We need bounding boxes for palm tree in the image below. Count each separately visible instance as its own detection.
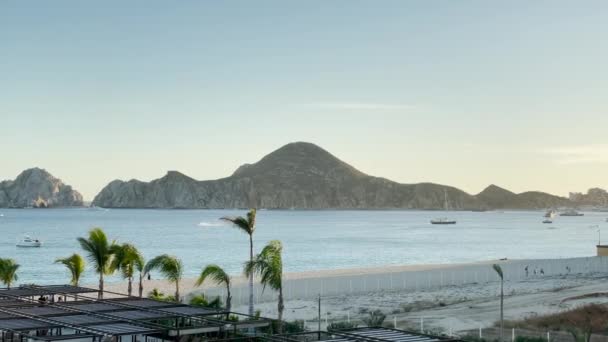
[144,254,183,302]
[55,254,86,286]
[111,243,144,297]
[195,264,232,311]
[245,240,284,332]
[221,209,257,316]
[77,227,116,299]
[493,264,504,342]
[135,253,146,298]
[0,258,19,289]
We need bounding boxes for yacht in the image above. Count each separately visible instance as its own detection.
[16,235,42,248]
[431,190,456,225]
[560,209,584,217]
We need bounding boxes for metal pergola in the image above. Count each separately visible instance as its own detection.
[0,284,272,342]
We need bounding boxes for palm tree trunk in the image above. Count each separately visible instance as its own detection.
[226,287,232,312]
[278,287,284,334]
[99,273,104,299]
[139,273,144,298]
[127,277,133,297]
[500,278,504,342]
[175,279,180,303]
[248,234,254,317]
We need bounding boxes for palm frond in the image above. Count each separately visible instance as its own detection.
[492,264,503,279]
[77,228,115,275]
[55,254,85,286]
[195,264,230,287]
[244,240,282,292]
[144,254,183,284]
[220,209,257,235]
[110,243,144,279]
[0,258,20,287]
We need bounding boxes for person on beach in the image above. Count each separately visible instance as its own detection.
[148,273,151,281]
[540,268,544,275]
[525,266,528,277]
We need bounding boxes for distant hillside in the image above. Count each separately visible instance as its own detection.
[476,184,571,209]
[0,168,83,208]
[92,142,573,210]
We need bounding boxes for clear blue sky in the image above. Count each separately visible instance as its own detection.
[2,1,607,200]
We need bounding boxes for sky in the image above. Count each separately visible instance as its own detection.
[1,1,607,200]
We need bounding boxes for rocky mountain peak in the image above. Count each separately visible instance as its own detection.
[231,142,365,180]
[0,168,83,208]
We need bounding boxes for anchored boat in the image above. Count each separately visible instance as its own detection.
[431,190,456,225]
[16,235,42,248]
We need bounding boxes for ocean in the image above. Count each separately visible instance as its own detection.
[0,208,605,285]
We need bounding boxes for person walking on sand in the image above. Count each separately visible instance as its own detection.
[524,266,528,277]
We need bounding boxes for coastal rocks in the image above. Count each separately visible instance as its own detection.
[93,142,569,210]
[0,168,83,208]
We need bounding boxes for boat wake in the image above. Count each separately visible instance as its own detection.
[198,221,223,227]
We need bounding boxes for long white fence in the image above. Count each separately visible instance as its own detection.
[198,256,608,307]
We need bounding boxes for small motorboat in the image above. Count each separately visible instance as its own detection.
[542,219,553,224]
[16,235,42,248]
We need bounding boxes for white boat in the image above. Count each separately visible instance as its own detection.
[542,219,553,224]
[543,209,556,218]
[16,235,42,248]
[431,190,456,225]
[560,209,584,217]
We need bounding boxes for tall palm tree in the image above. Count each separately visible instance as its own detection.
[111,243,144,297]
[77,227,116,299]
[221,209,257,316]
[0,258,20,289]
[245,240,284,332]
[135,253,145,298]
[144,254,183,302]
[493,264,504,342]
[195,264,232,311]
[55,254,86,286]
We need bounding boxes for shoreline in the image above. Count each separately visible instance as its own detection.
[97,256,608,334]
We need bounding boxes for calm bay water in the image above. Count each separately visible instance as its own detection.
[0,208,606,285]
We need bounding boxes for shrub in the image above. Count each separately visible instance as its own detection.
[362,310,386,327]
[328,321,358,331]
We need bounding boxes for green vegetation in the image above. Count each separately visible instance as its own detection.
[144,254,183,302]
[195,264,232,311]
[245,240,284,332]
[55,254,85,286]
[362,309,386,327]
[189,294,222,309]
[0,258,20,289]
[221,209,257,316]
[77,227,116,299]
[110,243,144,297]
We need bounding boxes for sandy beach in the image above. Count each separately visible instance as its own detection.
[98,256,608,335]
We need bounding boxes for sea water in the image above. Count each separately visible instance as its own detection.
[0,208,605,285]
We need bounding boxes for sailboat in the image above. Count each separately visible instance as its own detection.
[431,190,457,225]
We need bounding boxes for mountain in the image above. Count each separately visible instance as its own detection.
[0,168,84,208]
[476,184,570,209]
[92,142,571,210]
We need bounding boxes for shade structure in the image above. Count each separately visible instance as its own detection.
[0,284,270,341]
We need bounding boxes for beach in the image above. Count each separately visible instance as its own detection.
[99,256,608,335]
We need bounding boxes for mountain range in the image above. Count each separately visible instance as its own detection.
[4,142,600,210]
[90,142,574,210]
